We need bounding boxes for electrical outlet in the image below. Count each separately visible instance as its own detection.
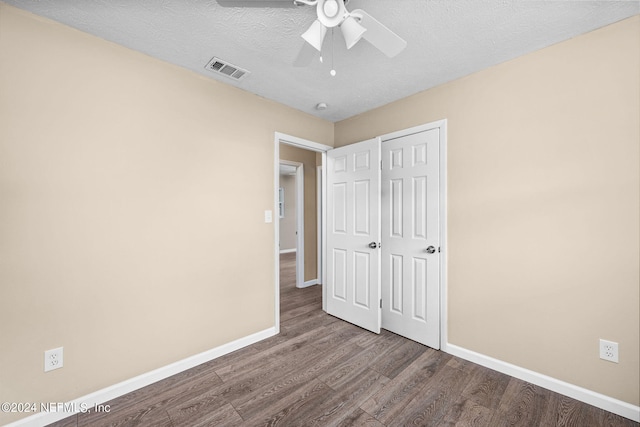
[44,347,64,372]
[599,339,619,363]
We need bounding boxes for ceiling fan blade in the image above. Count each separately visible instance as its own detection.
[350,9,407,58]
[293,41,320,67]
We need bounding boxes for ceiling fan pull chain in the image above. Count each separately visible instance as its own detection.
[330,28,336,76]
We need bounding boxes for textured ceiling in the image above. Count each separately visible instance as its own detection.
[4,0,639,122]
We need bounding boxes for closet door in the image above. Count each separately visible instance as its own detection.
[326,138,381,333]
[381,129,440,348]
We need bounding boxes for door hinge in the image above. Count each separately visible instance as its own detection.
[380,160,383,170]
[438,247,441,253]
[380,299,382,308]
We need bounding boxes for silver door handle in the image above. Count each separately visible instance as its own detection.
[425,246,436,254]
[369,242,378,249]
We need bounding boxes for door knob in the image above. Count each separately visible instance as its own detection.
[369,242,378,249]
[425,246,436,254]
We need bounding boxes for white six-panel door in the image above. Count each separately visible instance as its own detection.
[325,128,441,347]
[381,129,440,348]
[326,138,381,333]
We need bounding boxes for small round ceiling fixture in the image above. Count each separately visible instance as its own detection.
[315,102,328,110]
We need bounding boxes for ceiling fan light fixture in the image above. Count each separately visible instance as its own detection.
[340,15,366,49]
[302,19,327,51]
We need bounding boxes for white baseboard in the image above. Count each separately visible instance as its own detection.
[279,248,296,254]
[444,343,640,422]
[297,279,318,288]
[7,327,277,427]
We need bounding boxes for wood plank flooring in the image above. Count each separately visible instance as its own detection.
[48,252,638,426]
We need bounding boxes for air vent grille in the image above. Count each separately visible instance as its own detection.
[205,57,250,81]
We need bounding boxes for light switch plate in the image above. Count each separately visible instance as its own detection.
[264,210,273,223]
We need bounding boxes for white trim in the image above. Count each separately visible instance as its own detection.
[275,132,332,153]
[279,248,297,254]
[316,165,323,286]
[294,164,305,288]
[378,120,446,142]
[321,151,328,312]
[299,279,319,288]
[274,138,281,332]
[7,328,277,427]
[446,344,640,423]
[438,120,448,350]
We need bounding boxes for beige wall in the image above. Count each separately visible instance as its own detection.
[0,4,332,424]
[279,173,297,251]
[279,144,318,281]
[336,16,640,406]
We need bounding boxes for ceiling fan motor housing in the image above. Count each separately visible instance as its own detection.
[317,0,347,27]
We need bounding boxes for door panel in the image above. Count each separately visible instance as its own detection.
[412,257,427,321]
[391,254,403,312]
[332,249,347,300]
[354,180,370,235]
[332,182,347,233]
[413,176,428,239]
[326,138,381,333]
[381,129,440,348]
[390,179,403,237]
[354,251,370,307]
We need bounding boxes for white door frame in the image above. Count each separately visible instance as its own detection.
[316,165,323,286]
[379,119,448,349]
[274,132,332,333]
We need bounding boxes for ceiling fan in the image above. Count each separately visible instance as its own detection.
[296,0,406,57]
[217,0,407,65]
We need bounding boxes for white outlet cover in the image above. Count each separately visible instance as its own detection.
[44,347,64,372]
[599,339,619,363]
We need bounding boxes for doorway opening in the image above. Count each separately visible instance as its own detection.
[274,133,332,333]
[278,160,304,287]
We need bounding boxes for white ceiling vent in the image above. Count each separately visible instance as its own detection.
[205,57,250,81]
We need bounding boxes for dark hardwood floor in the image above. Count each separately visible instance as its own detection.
[48,252,637,426]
